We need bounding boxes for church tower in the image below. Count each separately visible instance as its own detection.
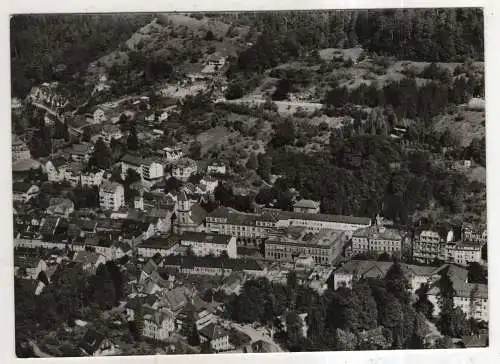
[174,190,192,234]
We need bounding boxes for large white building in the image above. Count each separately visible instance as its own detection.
[206,206,371,246]
[413,230,444,263]
[99,182,125,211]
[121,154,164,183]
[428,265,488,322]
[180,232,237,258]
[444,242,484,266]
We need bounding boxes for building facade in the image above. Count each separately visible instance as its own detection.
[180,232,237,258]
[99,182,125,211]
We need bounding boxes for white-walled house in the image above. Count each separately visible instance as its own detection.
[180,232,237,258]
[99,182,125,211]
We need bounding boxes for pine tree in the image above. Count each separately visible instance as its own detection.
[88,138,111,170]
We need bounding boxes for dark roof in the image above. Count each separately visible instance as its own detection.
[181,232,232,245]
[139,234,182,250]
[190,203,207,225]
[162,255,265,272]
[199,323,229,341]
[122,154,144,167]
[13,182,35,193]
[79,329,106,355]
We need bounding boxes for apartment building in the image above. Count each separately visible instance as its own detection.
[171,158,198,181]
[444,241,484,266]
[180,232,237,258]
[121,154,164,183]
[413,230,445,263]
[351,223,406,257]
[99,182,125,211]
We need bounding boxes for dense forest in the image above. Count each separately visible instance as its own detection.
[227,9,483,78]
[10,14,155,97]
[11,9,483,98]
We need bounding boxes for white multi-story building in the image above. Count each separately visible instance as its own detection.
[81,170,105,187]
[428,278,488,322]
[293,199,320,214]
[121,154,164,183]
[413,230,445,263]
[445,242,484,266]
[99,182,125,211]
[351,224,405,257]
[180,232,237,258]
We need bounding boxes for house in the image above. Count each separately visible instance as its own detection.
[99,182,125,211]
[198,176,219,194]
[180,232,237,258]
[162,255,266,277]
[79,329,118,356]
[45,158,67,183]
[46,198,75,217]
[333,260,395,290]
[12,134,31,162]
[178,296,218,330]
[99,124,123,145]
[293,199,320,214]
[111,241,132,261]
[171,158,198,181]
[121,154,164,183]
[81,170,105,187]
[14,254,47,279]
[137,234,182,258]
[73,251,106,274]
[444,241,484,266]
[199,323,232,352]
[426,264,487,322]
[13,182,40,203]
[163,146,184,162]
[207,162,226,175]
[142,306,176,341]
[92,108,107,124]
[221,272,246,295]
[68,143,94,162]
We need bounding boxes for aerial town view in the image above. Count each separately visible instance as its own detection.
[11,9,487,357]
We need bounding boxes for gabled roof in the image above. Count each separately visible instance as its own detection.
[293,199,320,209]
[79,329,106,355]
[199,323,229,341]
[73,251,104,266]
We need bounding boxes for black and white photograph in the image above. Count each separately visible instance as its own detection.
[10,8,488,358]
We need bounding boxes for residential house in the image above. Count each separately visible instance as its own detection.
[207,162,226,175]
[13,182,40,203]
[199,323,232,352]
[12,134,31,162]
[163,146,183,162]
[293,199,320,214]
[142,306,176,341]
[444,241,484,266]
[14,254,47,279]
[45,158,67,183]
[111,241,132,261]
[92,108,107,124]
[46,198,75,217]
[180,232,237,258]
[100,124,123,145]
[99,182,125,211]
[137,234,182,258]
[333,260,395,290]
[162,255,266,277]
[198,176,219,194]
[121,154,164,183]
[81,170,105,187]
[79,329,118,356]
[73,251,106,274]
[68,143,94,162]
[428,265,488,322]
[171,158,198,181]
